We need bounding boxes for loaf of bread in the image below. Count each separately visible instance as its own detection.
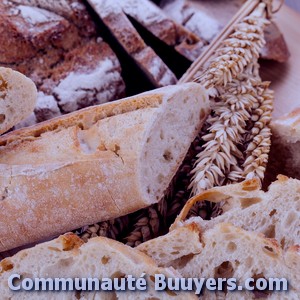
[0,83,209,252]
[162,0,290,63]
[0,233,196,299]
[0,67,37,135]
[172,176,300,250]
[266,108,300,183]
[138,222,299,299]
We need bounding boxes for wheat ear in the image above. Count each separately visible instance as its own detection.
[190,4,272,195]
[243,87,274,179]
[198,4,269,89]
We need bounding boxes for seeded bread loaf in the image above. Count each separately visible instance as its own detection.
[0,83,209,252]
[266,108,300,183]
[0,67,37,135]
[138,222,299,299]
[0,233,197,299]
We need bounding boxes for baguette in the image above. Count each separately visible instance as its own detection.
[0,83,209,252]
[0,233,196,299]
[0,67,37,135]
[138,223,299,299]
[172,176,300,250]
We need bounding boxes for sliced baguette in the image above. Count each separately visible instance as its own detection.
[139,223,299,299]
[0,83,209,252]
[0,233,196,299]
[172,176,300,250]
[0,67,37,135]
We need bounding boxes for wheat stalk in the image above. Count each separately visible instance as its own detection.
[198,4,269,89]
[189,4,273,195]
[243,87,274,179]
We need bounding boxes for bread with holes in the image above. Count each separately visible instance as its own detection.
[139,222,299,299]
[137,223,203,267]
[0,67,37,135]
[0,233,197,299]
[171,176,300,251]
[0,83,209,252]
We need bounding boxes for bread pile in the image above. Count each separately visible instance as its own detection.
[0,0,298,299]
[0,0,206,129]
[0,0,289,131]
[138,176,300,298]
[0,233,197,299]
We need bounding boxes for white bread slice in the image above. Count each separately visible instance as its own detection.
[0,67,37,135]
[172,176,300,250]
[0,233,196,299]
[0,83,209,252]
[137,223,203,268]
[266,108,300,183]
[139,223,299,299]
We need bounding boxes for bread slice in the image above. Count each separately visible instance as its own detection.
[87,0,177,87]
[0,83,209,252]
[114,0,205,62]
[139,223,299,299]
[0,233,196,299]
[171,176,300,250]
[265,108,300,183]
[0,67,37,135]
[137,223,203,267]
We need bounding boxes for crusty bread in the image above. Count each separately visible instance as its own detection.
[139,223,299,299]
[0,67,37,135]
[172,176,300,250]
[87,0,177,87]
[0,83,209,252]
[0,1,125,126]
[114,0,205,61]
[0,233,196,299]
[161,0,290,63]
[265,108,300,183]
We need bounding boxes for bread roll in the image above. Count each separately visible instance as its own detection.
[0,67,37,135]
[0,233,197,299]
[0,83,209,252]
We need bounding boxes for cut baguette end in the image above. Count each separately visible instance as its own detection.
[0,67,37,135]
